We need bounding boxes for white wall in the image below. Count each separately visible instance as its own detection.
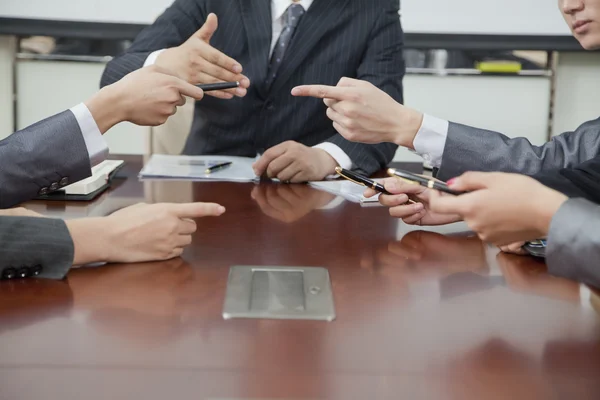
[16,60,148,154]
[394,74,552,161]
[552,52,600,137]
[401,0,570,35]
[0,36,15,140]
[0,0,572,36]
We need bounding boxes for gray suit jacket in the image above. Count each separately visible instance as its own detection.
[436,118,600,181]
[0,216,74,280]
[101,0,404,175]
[547,198,600,288]
[0,110,92,208]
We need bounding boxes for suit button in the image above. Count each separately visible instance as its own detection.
[59,177,69,186]
[38,187,49,196]
[2,268,16,280]
[49,182,60,191]
[264,101,274,111]
[31,265,42,276]
[17,267,30,278]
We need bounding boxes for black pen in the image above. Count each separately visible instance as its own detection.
[205,162,232,174]
[196,81,240,92]
[335,167,392,195]
[387,168,466,196]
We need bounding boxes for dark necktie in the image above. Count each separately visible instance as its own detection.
[265,3,305,88]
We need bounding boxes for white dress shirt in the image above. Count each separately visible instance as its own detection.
[412,114,450,169]
[68,103,109,167]
[144,0,353,172]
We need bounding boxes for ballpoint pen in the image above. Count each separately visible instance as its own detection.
[205,162,232,174]
[335,167,391,194]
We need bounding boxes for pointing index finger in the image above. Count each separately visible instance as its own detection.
[168,202,226,218]
[291,85,356,101]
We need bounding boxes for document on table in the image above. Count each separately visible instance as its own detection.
[308,180,381,204]
[139,155,258,182]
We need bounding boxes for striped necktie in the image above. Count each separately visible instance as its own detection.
[265,3,306,89]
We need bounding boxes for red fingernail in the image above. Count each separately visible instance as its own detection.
[447,178,456,186]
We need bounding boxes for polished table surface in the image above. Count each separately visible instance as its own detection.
[2,156,600,400]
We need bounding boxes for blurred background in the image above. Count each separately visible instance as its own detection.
[0,0,599,162]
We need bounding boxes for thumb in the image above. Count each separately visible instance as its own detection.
[195,13,218,42]
[168,202,226,218]
[447,171,491,192]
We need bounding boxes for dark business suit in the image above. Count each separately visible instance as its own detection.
[0,110,92,209]
[436,117,600,181]
[101,0,405,175]
[0,110,91,280]
[0,216,75,280]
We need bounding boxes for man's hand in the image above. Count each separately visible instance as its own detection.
[292,77,423,148]
[156,13,250,99]
[252,141,338,182]
[251,184,336,223]
[66,202,225,265]
[364,177,462,225]
[0,207,43,217]
[86,65,205,132]
[429,172,568,246]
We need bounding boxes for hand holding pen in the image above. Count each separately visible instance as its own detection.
[363,176,462,226]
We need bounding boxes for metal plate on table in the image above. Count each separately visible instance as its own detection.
[223,266,335,321]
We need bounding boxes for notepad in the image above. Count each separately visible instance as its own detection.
[308,180,382,204]
[33,159,125,202]
[64,160,124,195]
[139,155,258,182]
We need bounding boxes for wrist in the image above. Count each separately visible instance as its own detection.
[535,192,568,237]
[85,85,126,134]
[316,149,339,176]
[395,108,423,149]
[66,218,111,265]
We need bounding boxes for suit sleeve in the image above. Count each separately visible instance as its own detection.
[0,111,92,209]
[0,217,75,280]
[100,0,206,86]
[436,117,600,181]
[546,198,600,288]
[325,0,404,175]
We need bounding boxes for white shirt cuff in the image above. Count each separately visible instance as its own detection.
[144,49,166,67]
[412,114,449,169]
[313,142,353,180]
[69,103,109,167]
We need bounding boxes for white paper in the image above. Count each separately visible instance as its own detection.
[139,155,258,182]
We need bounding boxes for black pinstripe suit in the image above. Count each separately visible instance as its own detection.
[101,0,405,175]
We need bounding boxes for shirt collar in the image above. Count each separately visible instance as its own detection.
[271,0,314,23]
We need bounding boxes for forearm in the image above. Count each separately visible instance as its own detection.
[546,198,600,288]
[65,218,111,265]
[84,86,126,134]
[438,118,600,181]
[0,217,75,280]
[0,111,92,208]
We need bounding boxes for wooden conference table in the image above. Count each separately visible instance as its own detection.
[1,156,600,399]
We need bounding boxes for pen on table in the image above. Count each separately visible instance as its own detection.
[205,162,232,174]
